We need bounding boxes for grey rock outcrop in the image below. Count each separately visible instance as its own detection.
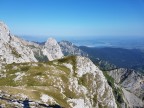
[42,37,63,61]
[0,21,37,65]
[59,40,88,57]
[107,68,144,107]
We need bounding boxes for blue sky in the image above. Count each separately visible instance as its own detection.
[0,0,144,41]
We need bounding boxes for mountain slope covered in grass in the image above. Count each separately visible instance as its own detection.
[0,56,117,108]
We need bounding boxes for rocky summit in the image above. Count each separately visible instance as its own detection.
[0,21,37,66]
[42,37,63,61]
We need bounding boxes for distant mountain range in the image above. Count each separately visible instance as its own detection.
[35,40,144,74]
[80,46,144,72]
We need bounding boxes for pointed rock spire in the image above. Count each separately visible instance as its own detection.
[42,37,63,61]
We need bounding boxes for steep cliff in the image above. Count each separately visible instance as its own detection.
[107,68,144,107]
[0,21,37,66]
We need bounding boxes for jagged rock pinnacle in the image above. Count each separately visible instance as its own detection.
[42,37,64,61]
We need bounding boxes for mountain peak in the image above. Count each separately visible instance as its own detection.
[42,37,63,61]
[45,37,57,46]
[0,21,37,65]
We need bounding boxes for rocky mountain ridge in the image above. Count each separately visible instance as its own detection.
[0,21,37,66]
[59,40,88,57]
[0,22,64,65]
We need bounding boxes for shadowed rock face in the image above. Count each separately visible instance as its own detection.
[108,68,144,98]
[59,40,88,57]
[107,68,144,107]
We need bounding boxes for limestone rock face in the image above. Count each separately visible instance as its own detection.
[107,68,144,107]
[108,68,144,98]
[73,56,117,108]
[42,37,63,61]
[59,40,88,56]
[0,21,37,65]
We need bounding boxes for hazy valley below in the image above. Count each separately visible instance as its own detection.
[22,36,144,50]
